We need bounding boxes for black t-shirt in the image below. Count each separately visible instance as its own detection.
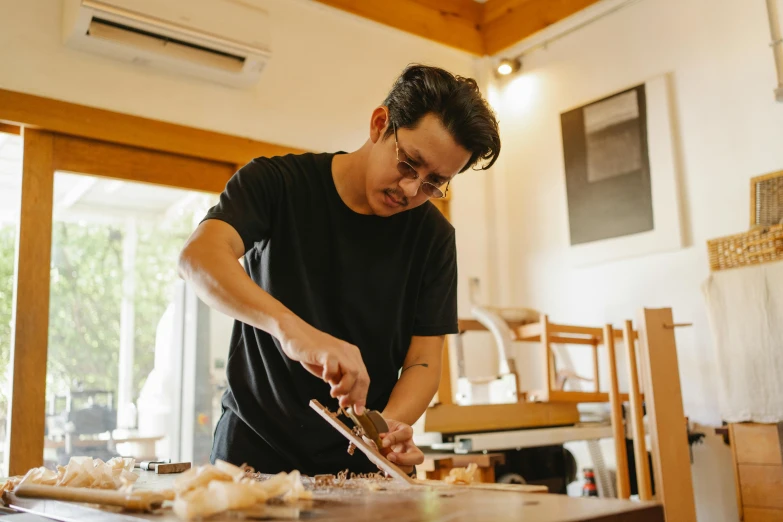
[202,152,458,475]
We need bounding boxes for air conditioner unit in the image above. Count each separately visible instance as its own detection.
[62,0,271,88]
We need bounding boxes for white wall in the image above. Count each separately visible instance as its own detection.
[481,0,783,519]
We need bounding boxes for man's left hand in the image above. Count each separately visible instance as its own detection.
[379,419,424,475]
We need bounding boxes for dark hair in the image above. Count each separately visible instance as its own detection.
[382,64,500,172]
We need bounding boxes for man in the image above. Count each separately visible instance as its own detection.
[178,64,500,476]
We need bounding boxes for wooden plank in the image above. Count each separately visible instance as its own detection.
[52,134,235,193]
[515,321,541,339]
[549,323,603,337]
[0,122,21,135]
[519,335,597,346]
[313,0,483,55]
[482,0,603,55]
[424,402,580,434]
[624,320,652,501]
[529,390,637,403]
[739,464,783,509]
[540,314,555,400]
[411,0,483,23]
[0,89,306,166]
[605,325,630,499]
[7,129,54,476]
[745,507,783,522]
[730,424,746,522]
[309,399,414,484]
[413,478,547,493]
[637,308,697,521]
[733,423,783,465]
[592,340,600,393]
[483,0,530,24]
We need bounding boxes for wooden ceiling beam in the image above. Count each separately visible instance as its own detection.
[482,0,603,55]
[483,0,533,25]
[314,0,604,57]
[412,0,484,23]
[313,0,484,55]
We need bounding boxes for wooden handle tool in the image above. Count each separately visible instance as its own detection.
[14,484,167,512]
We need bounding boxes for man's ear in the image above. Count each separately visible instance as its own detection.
[369,106,390,144]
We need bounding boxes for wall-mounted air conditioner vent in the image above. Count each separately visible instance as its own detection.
[63,0,271,88]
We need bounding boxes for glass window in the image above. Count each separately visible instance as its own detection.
[43,172,228,467]
[0,130,22,476]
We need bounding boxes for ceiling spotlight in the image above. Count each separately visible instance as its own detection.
[497,58,521,76]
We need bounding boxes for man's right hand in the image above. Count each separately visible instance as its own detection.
[278,317,370,414]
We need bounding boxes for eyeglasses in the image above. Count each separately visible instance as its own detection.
[393,124,450,199]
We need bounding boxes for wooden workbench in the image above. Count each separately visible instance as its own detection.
[5,470,664,522]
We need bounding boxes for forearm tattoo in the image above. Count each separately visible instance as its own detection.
[400,363,429,374]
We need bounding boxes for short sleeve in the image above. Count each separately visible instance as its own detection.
[412,229,459,336]
[201,158,284,253]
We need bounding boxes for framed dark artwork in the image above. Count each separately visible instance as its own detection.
[560,76,682,265]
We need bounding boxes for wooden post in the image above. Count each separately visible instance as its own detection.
[637,308,696,521]
[728,424,745,522]
[592,339,600,393]
[6,129,54,476]
[604,325,630,499]
[541,314,554,399]
[623,320,653,500]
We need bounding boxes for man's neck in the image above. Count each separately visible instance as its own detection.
[332,144,374,215]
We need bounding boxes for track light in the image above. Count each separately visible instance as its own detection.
[496,57,521,76]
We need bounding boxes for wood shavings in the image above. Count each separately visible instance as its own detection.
[347,426,364,456]
[1,456,137,493]
[281,470,310,503]
[350,471,388,480]
[314,475,334,488]
[444,463,479,485]
[312,469,391,493]
[172,461,312,520]
[173,463,233,495]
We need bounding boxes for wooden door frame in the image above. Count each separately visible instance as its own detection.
[7,129,55,476]
[6,129,242,476]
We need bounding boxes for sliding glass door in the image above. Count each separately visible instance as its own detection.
[0,129,22,476]
[43,171,231,467]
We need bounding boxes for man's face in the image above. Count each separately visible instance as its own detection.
[366,111,471,217]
